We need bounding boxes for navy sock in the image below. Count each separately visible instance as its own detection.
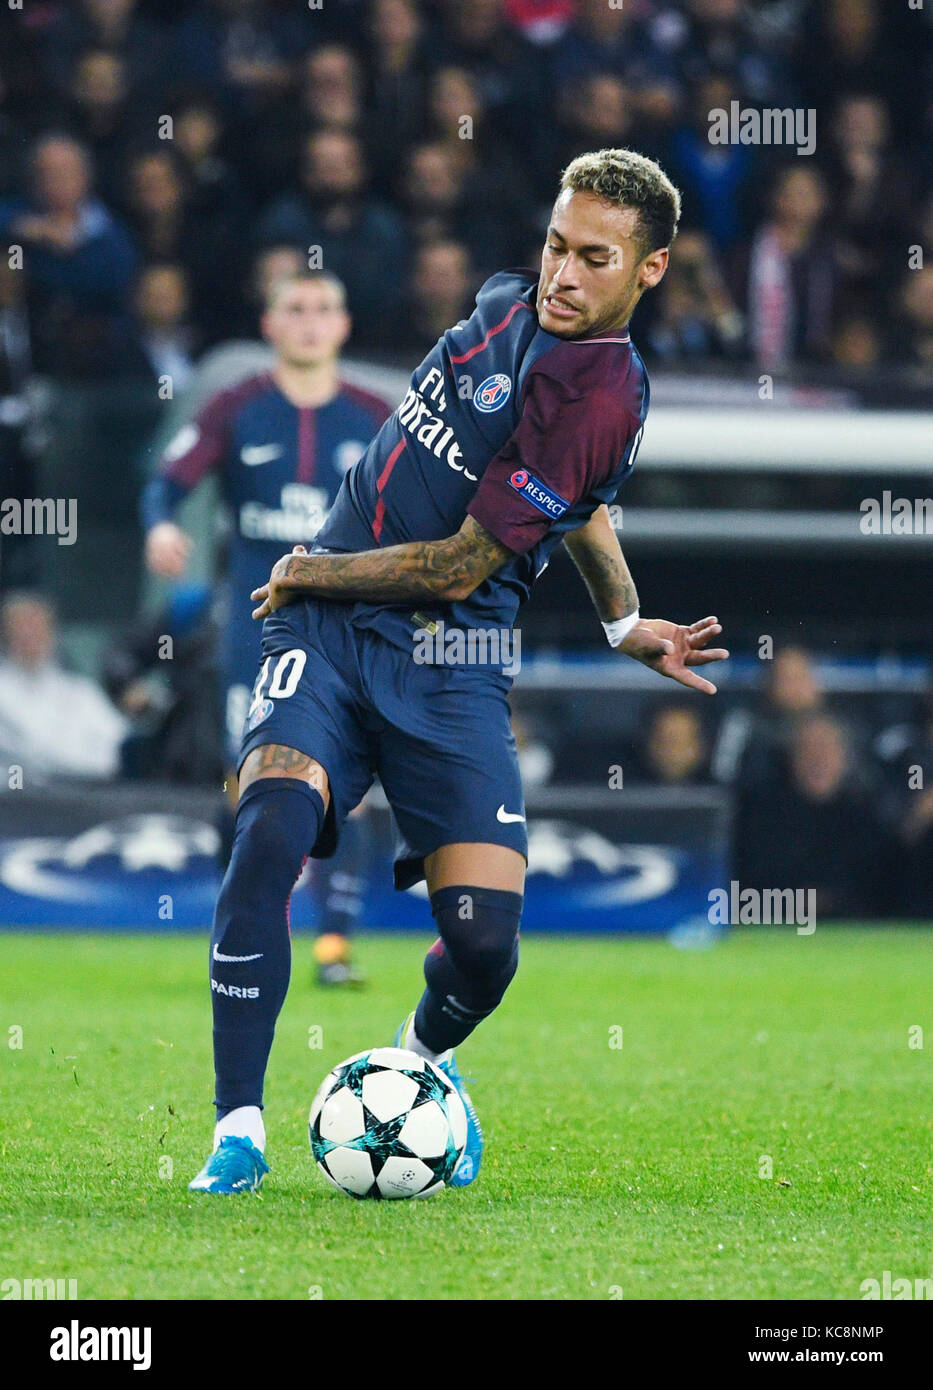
[313,811,368,938]
[212,776,325,1116]
[414,885,522,1054]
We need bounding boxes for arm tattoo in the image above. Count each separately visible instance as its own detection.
[564,511,639,621]
[277,516,513,605]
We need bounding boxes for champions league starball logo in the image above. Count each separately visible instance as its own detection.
[473,374,512,413]
[0,816,220,909]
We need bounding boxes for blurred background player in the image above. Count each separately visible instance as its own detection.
[142,270,391,984]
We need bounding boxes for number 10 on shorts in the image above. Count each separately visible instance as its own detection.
[248,648,308,719]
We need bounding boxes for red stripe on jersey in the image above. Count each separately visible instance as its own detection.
[297,407,316,482]
[376,437,406,491]
[372,496,387,543]
[449,301,531,364]
[372,437,406,542]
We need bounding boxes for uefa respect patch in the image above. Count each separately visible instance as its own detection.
[508,469,570,518]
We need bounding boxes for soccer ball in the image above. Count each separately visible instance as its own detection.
[309,1047,468,1199]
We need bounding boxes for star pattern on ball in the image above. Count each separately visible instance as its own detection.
[310,1052,465,1197]
[329,1055,377,1099]
[332,1056,452,1109]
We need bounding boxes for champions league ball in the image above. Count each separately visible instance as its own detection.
[309,1047,468,1199]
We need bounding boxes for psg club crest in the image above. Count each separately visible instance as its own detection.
[473,373,512,413]
[244,697,274,733]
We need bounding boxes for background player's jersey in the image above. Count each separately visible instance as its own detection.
[143,370,392,607]
[142,370,391,753]
[316,269,648,655]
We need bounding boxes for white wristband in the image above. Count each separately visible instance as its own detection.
[602,611,640,648]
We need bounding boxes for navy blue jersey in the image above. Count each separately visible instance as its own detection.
[142,370,392,602]
[316,269,648,648]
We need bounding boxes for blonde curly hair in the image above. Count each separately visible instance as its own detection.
[560,148,682,255]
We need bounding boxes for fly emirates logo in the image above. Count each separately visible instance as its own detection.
[240,483,329,541]
[397,367,477,481]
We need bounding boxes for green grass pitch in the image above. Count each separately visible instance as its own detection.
[1,927,930,1300]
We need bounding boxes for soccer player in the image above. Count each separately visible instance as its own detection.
[143,271,391,983]
[189,148,728,1195]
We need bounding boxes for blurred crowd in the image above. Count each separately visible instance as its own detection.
[624,646,933,919]
[0,0,929,378]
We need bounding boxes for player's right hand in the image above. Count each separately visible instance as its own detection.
[250,545,308,620]
[145,522,191,578]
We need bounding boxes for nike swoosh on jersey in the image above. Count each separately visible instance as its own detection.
[213,944,264,962]
[241,444,283,465]
[496,804,526,824]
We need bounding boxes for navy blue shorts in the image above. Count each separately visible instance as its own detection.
[237,600,527,889]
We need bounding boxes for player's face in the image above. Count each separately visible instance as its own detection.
[262,282,351,368]
[537,190,668,338]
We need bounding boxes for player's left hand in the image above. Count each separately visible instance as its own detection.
[619,615,728,695]
[251,545,309,620]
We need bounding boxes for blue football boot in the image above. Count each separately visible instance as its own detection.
[188,1135,269,1195]
[394,1013,483,1187]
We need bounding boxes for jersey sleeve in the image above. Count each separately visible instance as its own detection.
[370,397,393,430]
[466,359,640,555]
[141,390,234,528]
[163,391,233,490]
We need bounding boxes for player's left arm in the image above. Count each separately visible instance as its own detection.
[563,503,639,620]
[250,517,513,616]
[564,503,729,696]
